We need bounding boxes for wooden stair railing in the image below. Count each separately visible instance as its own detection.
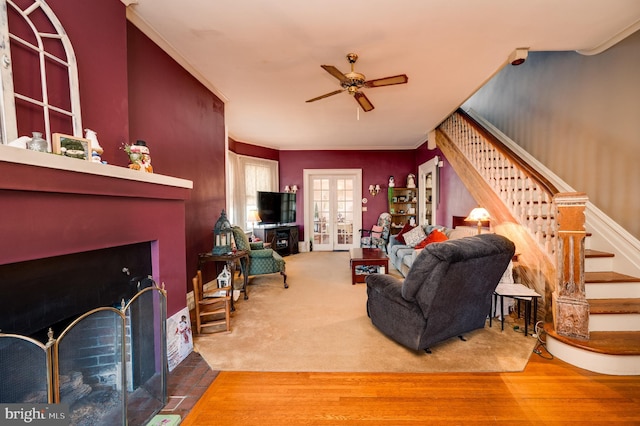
[437,109,590,340]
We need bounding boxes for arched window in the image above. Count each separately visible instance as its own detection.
[0,0,82,150]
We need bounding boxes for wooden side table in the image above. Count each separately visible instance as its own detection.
[349,248,389,285]
[198,250,250,310]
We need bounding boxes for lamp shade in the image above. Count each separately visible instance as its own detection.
[465,207,491,234]
[248,209,261,223]
[465,207,491,223]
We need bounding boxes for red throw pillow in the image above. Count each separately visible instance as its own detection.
[427,229,449,244]
[414,237,428,249]
[414,229,449,249]
[395,222,415,245]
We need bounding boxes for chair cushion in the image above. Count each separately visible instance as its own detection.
[231,226,251,251]
[372,225,384,239]
[251,248,275,258]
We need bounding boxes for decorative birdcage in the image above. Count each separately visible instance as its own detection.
[212,209,232,255]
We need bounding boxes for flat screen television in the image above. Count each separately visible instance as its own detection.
[257,191,296,225]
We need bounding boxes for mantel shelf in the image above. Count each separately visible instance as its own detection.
[1,144,192,189]
[1,144,192,201]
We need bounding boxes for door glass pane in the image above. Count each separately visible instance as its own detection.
[312,178,330,246]
[335,178,354,246]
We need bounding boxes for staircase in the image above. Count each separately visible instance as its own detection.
[437,108,640,375]
[544,247,640,375]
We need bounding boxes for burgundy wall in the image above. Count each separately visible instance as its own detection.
[127,24,227,295]
[230,138,279,161]
[2,0,227,319]
[279,150,418,235]
[48,0,129,165]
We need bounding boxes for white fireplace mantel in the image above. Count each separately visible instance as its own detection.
[0,144,193,189]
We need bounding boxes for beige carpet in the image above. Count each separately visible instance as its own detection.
[193,251,536,373]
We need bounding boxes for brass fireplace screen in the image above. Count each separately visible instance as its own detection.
[0,286,167,426]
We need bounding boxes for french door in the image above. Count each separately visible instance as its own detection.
[304,169,362,251]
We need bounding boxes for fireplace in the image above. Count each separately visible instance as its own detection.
[0,285,167,426]
[0,145,191,323]
[0,242,153,338]
[0,146,192,425]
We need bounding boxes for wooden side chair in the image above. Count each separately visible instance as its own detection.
[192,270,231,334]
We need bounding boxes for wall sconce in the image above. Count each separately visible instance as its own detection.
[369,184,381,196]
[464,207,491,235]
[284,185,298,194]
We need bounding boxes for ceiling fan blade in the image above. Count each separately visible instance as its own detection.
[364,74,408,88]
[321,65,349,84]
[354,91,374,112]
[305,89,344,103]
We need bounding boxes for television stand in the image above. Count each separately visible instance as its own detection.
[253,224,299,256]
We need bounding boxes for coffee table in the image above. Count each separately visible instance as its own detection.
[349,248,389,284]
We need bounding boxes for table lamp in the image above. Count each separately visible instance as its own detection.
[248,209,261,240]
[465,207,491,235]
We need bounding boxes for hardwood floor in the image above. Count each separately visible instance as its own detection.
[181,351,640,425]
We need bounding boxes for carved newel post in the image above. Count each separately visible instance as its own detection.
[553,193,590,340]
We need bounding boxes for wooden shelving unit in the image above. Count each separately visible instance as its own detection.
[388,187,418,234]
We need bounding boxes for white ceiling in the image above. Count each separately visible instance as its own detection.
[125,1,640,151]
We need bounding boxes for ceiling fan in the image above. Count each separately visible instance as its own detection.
[305,53,408,112]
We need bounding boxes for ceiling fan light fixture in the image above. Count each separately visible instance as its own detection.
[305,52,408,111]
[343,72,366,88]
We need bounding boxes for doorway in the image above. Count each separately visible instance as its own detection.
[418,157,438,226]
[303,169,362,251]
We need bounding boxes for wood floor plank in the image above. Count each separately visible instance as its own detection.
[181,354,640,425]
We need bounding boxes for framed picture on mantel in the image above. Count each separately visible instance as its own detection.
[52,133,92,161]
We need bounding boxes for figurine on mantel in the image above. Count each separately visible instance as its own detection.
[123,140,153,173]
[84,128,104,163]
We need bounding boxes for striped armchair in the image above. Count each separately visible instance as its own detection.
[231,226,288,288]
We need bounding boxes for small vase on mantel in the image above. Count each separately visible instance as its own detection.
[28,132,48,152]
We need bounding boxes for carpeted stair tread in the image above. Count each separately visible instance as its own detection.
[544,323,640,355]
[588,298,640,314]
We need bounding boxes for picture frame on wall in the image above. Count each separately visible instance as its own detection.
[52,133,92,161]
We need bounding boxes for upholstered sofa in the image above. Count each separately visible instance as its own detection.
[366,234,515,351]
[388,224,488,277]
